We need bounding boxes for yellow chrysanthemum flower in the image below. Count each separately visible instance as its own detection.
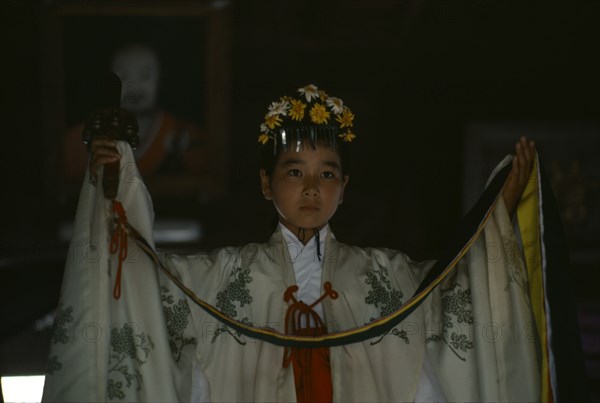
[258,133,270,144]
[309,103,330,124]
[265,114,282,129]
[318,90,328,101]
[288,99,306,121]
[335,108,354,128]
[338,131,356,142]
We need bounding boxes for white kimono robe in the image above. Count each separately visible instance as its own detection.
[43,142,541,402]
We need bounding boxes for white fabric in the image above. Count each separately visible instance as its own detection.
[279,222,329,319]
[280,222,447,402]
[414,353,447,402]
[43,142,541,402]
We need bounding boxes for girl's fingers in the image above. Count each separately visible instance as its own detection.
[91,136,121,161]
[520,136,531,163]
[92,152,120,164]
[504,136,536,217]
[93,147,121,159]
[91,152,121,171]
[512,153,519,175]
[516,142,526,174]
[516,137,537,186]
[90,138,118,154]
[516,141,530,186]
[529,141,536,162]
[90,140,121,178]
[91,155,119,172]
[91,143,119,156]
[91,136,116,147]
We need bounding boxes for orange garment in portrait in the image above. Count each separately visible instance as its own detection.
[63,111,212,198]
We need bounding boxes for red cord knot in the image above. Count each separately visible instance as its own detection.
[323,282,338,300]
[110,200,129,300]
[284,285,299,303]
[282,282,337,403]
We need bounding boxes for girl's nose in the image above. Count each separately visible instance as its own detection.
[302,176,319,197]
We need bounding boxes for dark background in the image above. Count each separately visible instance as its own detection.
[1,0,598,400]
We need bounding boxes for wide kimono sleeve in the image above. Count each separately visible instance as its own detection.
[420,154,577,402]
[422,195,539,401]
[42,142,210,402]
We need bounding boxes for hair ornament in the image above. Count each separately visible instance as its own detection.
[258,84,356,151]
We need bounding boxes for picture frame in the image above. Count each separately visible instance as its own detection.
[40,1,231,220]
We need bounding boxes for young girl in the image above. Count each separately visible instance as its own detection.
[44,84,546,402]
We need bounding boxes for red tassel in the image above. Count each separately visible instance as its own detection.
[110,200,128,299]
[283,282,338,403]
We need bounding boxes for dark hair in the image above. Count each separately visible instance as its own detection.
[259,129,350,177]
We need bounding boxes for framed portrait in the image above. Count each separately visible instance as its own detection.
[40,0,231,244]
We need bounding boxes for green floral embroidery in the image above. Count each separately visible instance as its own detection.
[426,284,474,361]
[450,333,472,352]
[107,323,155,400]
[160,286,197,362]
[107,379,125,400]
[212,267,254,344]
[47,302,74,375]
[46,355,62,375]
[51,302,73,344]
[364,264,408,345]
[502,235,530,301]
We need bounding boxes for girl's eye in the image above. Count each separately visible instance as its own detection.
[321,171,336,179]
[287,169,302,177]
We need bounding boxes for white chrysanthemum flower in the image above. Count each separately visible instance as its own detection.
[259,123,268,133]
[266,99,290,117]
[326,97,344,115]
[298,84,319,102]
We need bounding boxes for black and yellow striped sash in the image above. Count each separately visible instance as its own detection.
[120,162,511,348]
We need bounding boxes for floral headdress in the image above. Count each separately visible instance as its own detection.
[258,84,356,153]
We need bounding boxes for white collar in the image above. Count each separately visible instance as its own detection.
[278,223,331,252]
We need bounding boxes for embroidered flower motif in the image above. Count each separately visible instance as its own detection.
[160,287,197,363]
[288,99,307,121]
[267,99,290,117]
[259,123,268,133]
[298,84,319,102]
[425,284,474,361]
[51,303,74,344]
[326,97,344,114]
[108,323,155,399]
[46,355,62,375]
[364,264,409,345]
[265,114,282,130]
[212,267,254,345]
[309,103,330,124]
[258,133,271,144]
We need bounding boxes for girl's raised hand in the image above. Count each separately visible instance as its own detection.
[502,136,536,217]
[89,136,121,183]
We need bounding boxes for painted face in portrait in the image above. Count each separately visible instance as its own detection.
[111,45,160,114]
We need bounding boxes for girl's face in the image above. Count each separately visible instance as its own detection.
[260,144,349,240]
